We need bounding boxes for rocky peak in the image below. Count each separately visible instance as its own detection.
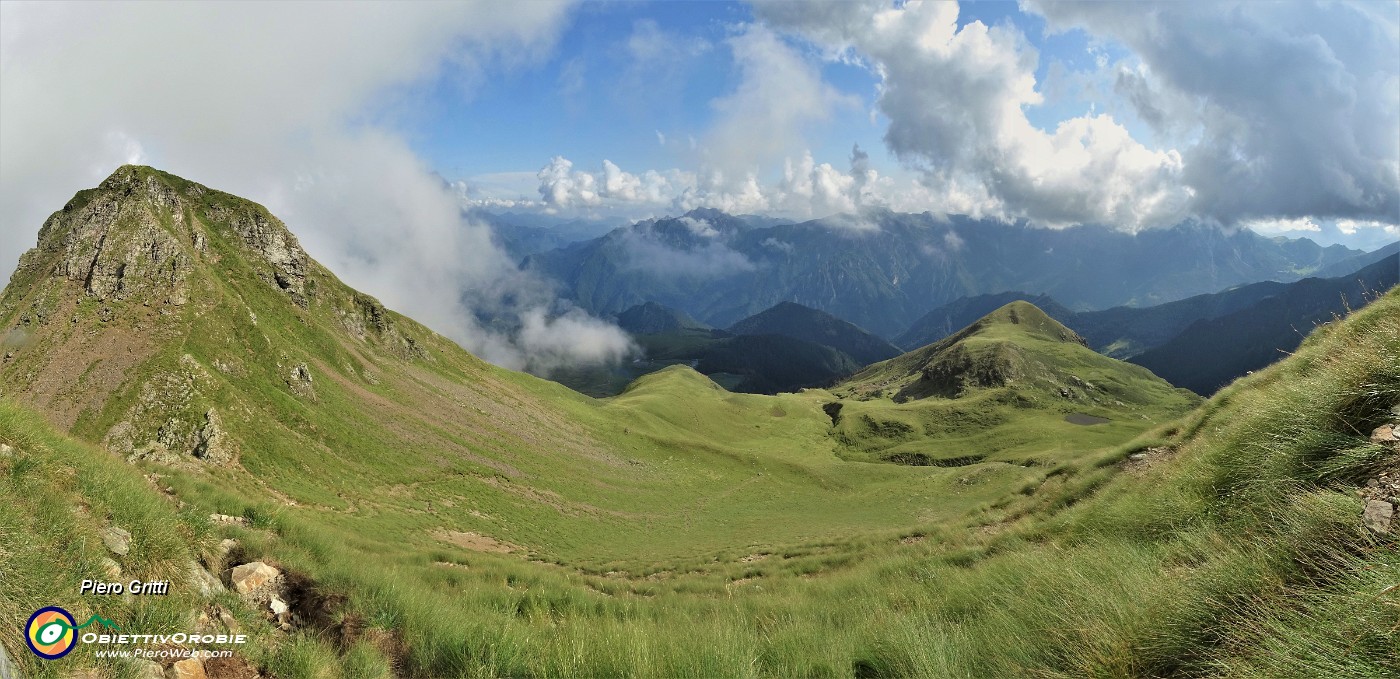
[11,165,311,310]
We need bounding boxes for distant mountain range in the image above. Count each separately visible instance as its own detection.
[726,301,900,365]
[524,208,1368,338]
[1130,254,1398,394]
[614,301,711,335]
[896,254,1398,394]
[555,300,898,395]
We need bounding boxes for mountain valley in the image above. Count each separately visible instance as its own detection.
[0,167,1395,678]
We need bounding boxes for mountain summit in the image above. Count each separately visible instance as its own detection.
[839,301,1182,406]
[726,301,900,365]
[0,165,442,462]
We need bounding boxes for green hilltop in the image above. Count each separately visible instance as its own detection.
[0,166,1395,678]
[830,300,1198,466]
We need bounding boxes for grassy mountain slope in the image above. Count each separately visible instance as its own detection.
[0,167,1177,675]
[895,281,1293,357]
[0,401,292,679]
[893,291,1077,350]
[3,167,1395,677]
[6,287,1396,678]
[726,301,900,365]
[832,301,1199,465]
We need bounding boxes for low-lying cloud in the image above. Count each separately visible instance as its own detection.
[615,226,756,278]
[0,1,634,373]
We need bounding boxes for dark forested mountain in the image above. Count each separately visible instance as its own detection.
[897,255,1397,375]
[524,209,1364,337]
[1130,254,1399,394]
[727,301,900,365]
[896,280,1292,357]
[1314,240,1400,279]
[560,300,900,396]
[615,301,710,335]
[695,334,862,394]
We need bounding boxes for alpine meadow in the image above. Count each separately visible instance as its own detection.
[1,2,1398,679]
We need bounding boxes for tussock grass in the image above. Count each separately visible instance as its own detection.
[2,162,1395,675]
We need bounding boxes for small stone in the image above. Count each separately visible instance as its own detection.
[101,526,132,556]
[129,658,164,679]
[1128,453,1148,461]
[230,561,279,594]
[169,657,206,679]
[269,597,288,616]
[0,443,12,457]
[1370,424,1399,444]
[189,561,224,597]
[209,513,249,526]
[219,538,238,555]
[217,607,240,632]
[1363,499,1394,534]
[1368,478,1381,488]
[101,557,122,579]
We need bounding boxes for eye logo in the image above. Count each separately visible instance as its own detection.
[23,607,117,660]
[25,606,77,659]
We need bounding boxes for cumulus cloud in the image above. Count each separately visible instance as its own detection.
[755,0,1192,231]
[705,23,858,178]
[0,1,635,373]
[537,156,687,211]
[1028,0,1400,226]
[534,142,895,222]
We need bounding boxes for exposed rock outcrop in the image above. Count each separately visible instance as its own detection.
[215,207,310,307]
[192,409,234,464]
[231,562,280,596]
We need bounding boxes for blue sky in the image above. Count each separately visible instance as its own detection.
[413,1,1140,205]
[364,0,1395,253]
[1,0,1395,366]
[3,0,1398,298]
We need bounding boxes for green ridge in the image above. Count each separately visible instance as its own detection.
[1,167,1394,677]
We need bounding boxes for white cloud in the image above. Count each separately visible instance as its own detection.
[678,216,720,238]
[0,0,637,373]
[755,0,1191,231]
[761,237,794,253]
[1028,0,1400,226]
[538,157,688,211]
[704,23,859,182]
[537,156,602,209]
[1244,216,1322,235]
[1335,219,1395,236]
[615,226,755,277]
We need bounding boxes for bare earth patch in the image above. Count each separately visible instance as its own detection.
[1122,446,1177,475]
[432,529,519,554]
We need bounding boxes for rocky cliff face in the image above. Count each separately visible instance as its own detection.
[11,165,310,310]
[0,165,432,469]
